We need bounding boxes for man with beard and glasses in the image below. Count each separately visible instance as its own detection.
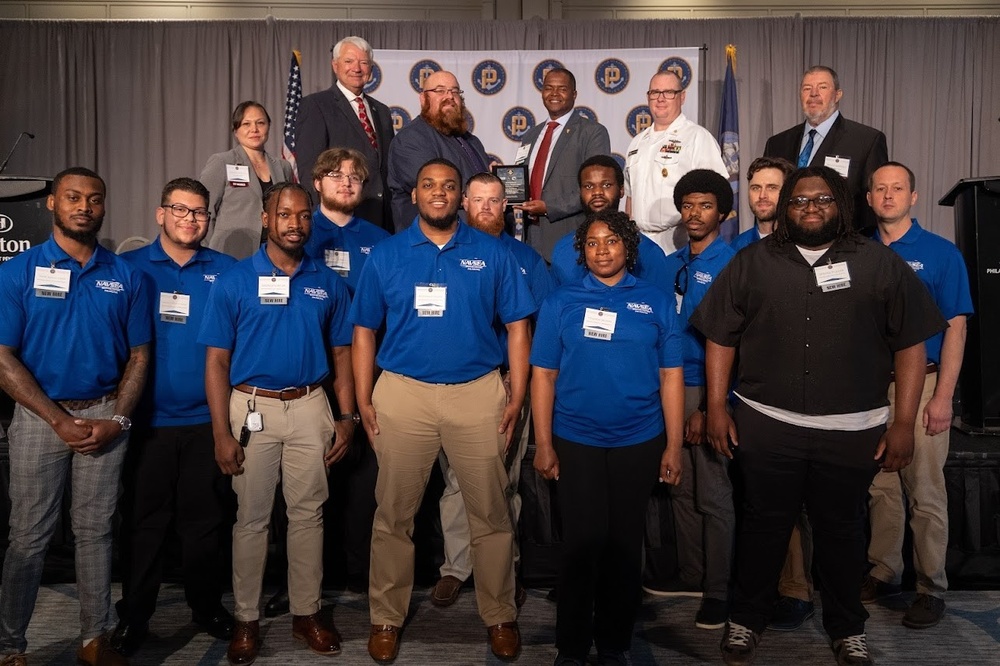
[549,155,669,289]
[430,172,554,610]
[199,183,355,665]
[691,166,946,666]
[111,178,238,657]
[0,167,152,666]
[351,159,535,663]
[387,70,491,232]
[731,157,795,252]
[661,170,737,632]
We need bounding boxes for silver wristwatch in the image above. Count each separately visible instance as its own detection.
[112,414,132,432]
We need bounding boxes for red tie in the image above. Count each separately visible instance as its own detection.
[529,121,559,201]
[355,96,378,150]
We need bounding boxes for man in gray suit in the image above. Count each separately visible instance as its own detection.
[515,68,610,262]
[296,36,395,232]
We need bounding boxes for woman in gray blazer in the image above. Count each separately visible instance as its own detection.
[201,101,294,259]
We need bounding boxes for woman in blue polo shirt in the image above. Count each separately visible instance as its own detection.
[531,210,685,666]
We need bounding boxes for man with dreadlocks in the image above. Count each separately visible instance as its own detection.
[690,166,946,666]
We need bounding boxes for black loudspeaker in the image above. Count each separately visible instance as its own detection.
[0,176,52,262]
[940,177,1000,432]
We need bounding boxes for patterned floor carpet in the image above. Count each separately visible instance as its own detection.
[13,583,1000,665]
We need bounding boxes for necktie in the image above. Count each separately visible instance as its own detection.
[529,121,560,201]
[798,128,817,168]
[355,96,378,150]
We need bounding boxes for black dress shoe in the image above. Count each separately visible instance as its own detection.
[264,589,290,618]
[109,619,149,656]
[192,606,236,641]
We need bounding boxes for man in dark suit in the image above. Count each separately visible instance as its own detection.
[764,65,887,228]
[296,36,394,232]
[514,68,610,262]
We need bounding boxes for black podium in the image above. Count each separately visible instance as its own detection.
[939,177,1000,432]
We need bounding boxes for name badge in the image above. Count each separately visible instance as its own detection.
[258,275,290,305]
[815,261,851,292]
[324,249,351,277]
[414,284,447,317]
[582,307,617,341]
[513,144,530,165]
[226,164,251,187]
[159,292,191,324]
[33,265,71,299]
[824,155,851,179]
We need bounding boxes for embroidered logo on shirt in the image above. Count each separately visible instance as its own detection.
[204,274,219,283]
[627,302,653,315]
[360,246,373,255]
[460,258,487,272]
[303,287,329,301]
[693,270,713,285]
[95,279,124,294]
[907,260,924,272]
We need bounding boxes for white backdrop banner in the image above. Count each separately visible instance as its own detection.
[360,48,703,167]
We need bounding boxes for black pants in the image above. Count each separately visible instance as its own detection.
[554,433,663,658]
[729,401,882,639]
[324,426,379,587]
[117,423,231,623]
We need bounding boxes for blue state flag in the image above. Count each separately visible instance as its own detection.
[718,45,739,242]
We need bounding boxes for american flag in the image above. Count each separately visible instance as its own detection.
[718,44,740,242]
[282,50,302,182]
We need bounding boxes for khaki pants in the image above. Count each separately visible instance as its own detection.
[229,388,334,621]
[368,370,516,627]
[868,373,949,596]
[777,515,814,602]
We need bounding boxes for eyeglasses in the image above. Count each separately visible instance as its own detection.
[425,87,464,97]
[674,263,689,297]
[323,172,363,185]
[647,89,682,100]
[789,195,836,210]
[162,204,210,222]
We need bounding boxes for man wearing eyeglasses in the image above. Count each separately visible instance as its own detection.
[387,70,491,233]
[661,169,737,632]
[764,66,887,229]
[624,70,728,256]
[692,166,945,666]
[513,68,610,262]
[296,36,395,232]
[0,167,151,666]
[111,178,238,657]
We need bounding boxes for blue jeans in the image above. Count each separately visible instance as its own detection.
[0,401,128,653]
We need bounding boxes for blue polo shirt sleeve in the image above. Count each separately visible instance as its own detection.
[197,267,240,351]
[635,237,671,293]
[348,253,387,330]
[496,246,537,324]
[326,274,354,347]
[529,292,564,370]
[656,292,684,369]
[528,253,557,306]
[126,269,155,348]
[934,248,974,321]
[0,261,27,348]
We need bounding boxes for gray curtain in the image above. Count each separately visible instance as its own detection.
[1,17,996,244]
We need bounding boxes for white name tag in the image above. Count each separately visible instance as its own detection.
[159,292,190,323]
[258,275,290,305]
[513,144,530,165]
[824,155,851,179]
[324,249,351,276]
[582,307,617,340]
[33,266,71,299]
[414,284,447,317]
[815,261,852,292]
[226,164,251,187]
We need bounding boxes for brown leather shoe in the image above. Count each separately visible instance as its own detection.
[77,634,129,666]
[368,624,401,663]
[430,574,464,607]
[226,621,260,665]
[292,613,341,655]
[487,621,521,661]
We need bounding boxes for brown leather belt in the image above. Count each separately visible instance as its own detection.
[889,362,938,381]
[58,391,117,411]
[233,383,322,401]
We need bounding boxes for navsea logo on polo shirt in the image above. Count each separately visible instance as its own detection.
[693,270,713,285]
[204,273,219,283]
[303,287,329,301]
[95,279,125,294]
[907,260,924,272]
[460,258,487,272]
[627,302,653,315]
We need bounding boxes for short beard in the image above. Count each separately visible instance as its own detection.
[421,97,468,136]
[469,212,504,236]
[786,215,840,248]
[54,211,102,243]
[321,194,360,216]
[422,211,459,230]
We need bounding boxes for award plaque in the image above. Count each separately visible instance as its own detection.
[493,165,528,204]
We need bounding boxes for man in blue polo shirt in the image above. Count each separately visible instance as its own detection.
[110,178,238,656]
[352,158,535,663]
[864,162,974,630]
[731,156,794,253]
[0,167,151,666]
[430,172,555,610]
[550,155,669,290]
[661,169,737,631]
[199,183,355,665]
